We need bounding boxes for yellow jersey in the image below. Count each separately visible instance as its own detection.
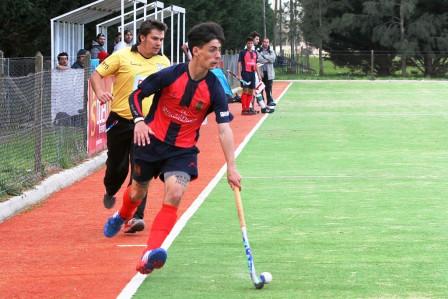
[96,48,170,119]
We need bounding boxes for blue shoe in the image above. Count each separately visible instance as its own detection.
[136,248,168,274]
[103,212,124,238]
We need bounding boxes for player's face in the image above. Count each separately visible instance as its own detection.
[140,29,165,57]
[253,36,260,45]
[247,41,254,51]
[195,39,222,69]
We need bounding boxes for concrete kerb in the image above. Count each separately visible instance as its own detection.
[0,152,107,223]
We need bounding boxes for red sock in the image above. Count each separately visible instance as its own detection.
[241,93,247,111]
[146,203,178,249]
[118,186,142,220]
[242,93,250,110]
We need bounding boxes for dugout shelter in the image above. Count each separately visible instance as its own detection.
[50,0,186,68]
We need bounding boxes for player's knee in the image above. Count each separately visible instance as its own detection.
[164,171,190,206]
[166,189,183,206]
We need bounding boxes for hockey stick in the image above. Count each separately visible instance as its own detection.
[105,120,119,132]
[233,188,270,289]
[226,69,251,86]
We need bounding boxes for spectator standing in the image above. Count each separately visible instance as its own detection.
[114,30,133,52]
[249,31,261,51]
[91,33,107,59]
[257,37,276,108]
[90,20,170,234]
[71,49,88,69]
[56,52,70,70]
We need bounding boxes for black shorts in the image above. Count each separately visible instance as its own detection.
[241,71,256,89]
[132,135,199,182]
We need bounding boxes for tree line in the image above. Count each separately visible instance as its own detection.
[0,0,274,57]
[296,0,448,77]
[3,0,447,77]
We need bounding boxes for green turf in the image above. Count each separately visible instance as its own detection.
[0,125,86,198]
[275,56,427,80]
[133,81,448,298]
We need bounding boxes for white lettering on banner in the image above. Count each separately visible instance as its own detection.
[97,100,108,125]
[220,111,230,117]
[99,123,106,134]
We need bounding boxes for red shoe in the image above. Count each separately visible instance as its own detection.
[136,248,168,274]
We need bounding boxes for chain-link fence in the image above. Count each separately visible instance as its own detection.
[0,57,52,77]
[222,54,239,87]
[0,54,89,198]
[275,50,448,78]
[0,52,242,199]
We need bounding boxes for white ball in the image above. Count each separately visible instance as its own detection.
[260,272,272,284]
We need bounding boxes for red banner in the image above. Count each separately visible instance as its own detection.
[87,77,114,156]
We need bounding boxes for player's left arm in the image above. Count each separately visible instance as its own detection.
[218,122,241,189]
[211,78,241,189]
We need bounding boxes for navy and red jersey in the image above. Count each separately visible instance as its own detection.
[129,63,233,148]
[238,49,258,73]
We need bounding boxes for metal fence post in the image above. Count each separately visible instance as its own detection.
[83,52,91,151]
[370,49,375,79]
[34,52,44,175]
[0,51,4,129]
[0,50,4,76]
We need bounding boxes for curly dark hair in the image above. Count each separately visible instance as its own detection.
[187,22,225,55]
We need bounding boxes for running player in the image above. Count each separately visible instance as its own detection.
[90,20,170,234]
[103,22,242,275]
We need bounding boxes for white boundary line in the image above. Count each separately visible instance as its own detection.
[244,175,445,180]
[117,82,293,299]
[276,79,448,83]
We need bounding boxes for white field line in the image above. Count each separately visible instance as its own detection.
[117,83,293,299]
[278,112,448,116]
[276,79,448,84]
[243,175,445,180]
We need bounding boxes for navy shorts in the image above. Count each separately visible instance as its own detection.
[241,71,256,89]
[132,135,199,182]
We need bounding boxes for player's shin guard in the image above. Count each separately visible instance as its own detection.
[255,94,267,109]
[147,203,178,249]
[118,186,142,220]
